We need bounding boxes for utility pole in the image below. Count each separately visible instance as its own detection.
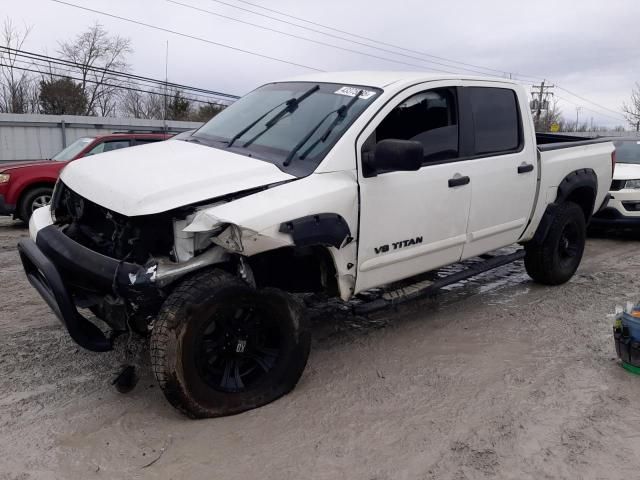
[530,81,555,129]
[163,40,169,133]
[575,107,582,131]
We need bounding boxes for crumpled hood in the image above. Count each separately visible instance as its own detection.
[60,139,295,216]
[613,162,640,181]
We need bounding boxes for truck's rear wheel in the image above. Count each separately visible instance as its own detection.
[524,201,586,285]
[150,269,311,418]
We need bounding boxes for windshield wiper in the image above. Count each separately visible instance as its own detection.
[227,84,319,148]
[283,90,362,167]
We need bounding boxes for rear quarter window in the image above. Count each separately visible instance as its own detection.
[468,87,521,155]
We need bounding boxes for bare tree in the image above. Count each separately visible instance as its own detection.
[58,23,131,116]
[120,87,164,119]
[0,19,38,113]
[622,83,640,132]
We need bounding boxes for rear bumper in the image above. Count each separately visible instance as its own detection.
[18,225,158,352]
[0,194,15,216]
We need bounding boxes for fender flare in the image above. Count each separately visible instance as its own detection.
[555,168,597,207]
[279,213,351,249]
[531,169,597,245]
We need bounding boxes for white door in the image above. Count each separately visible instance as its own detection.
[355,83,473,293]
[459,83,538,258]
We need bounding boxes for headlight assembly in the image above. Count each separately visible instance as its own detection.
[0,173,10,184]
[625,179,640,189]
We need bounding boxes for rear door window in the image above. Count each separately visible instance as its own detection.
[467,87,521,155]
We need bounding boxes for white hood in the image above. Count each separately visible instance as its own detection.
[613,163,640,181]
[60,139,295,216]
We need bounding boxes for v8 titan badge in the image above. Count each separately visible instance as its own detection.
[334,86,377,99]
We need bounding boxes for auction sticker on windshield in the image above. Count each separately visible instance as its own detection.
[334,86,377,99]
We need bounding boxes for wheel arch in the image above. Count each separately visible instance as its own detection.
[531,169,597,245]
[16,181,56,219]
[555,168,598,222]
[247,245,340,297]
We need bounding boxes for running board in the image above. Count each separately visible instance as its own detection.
[353,249,525,315]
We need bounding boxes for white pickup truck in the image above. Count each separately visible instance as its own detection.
[19,72,614,418]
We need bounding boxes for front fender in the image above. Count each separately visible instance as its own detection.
[183,171,359,300]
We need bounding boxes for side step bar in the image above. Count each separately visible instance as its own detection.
[353,249,525,315]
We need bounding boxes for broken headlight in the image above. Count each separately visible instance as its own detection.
[173,217,226,262]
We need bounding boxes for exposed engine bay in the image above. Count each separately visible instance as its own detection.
[48,181,222,333]
[52,182,181,264]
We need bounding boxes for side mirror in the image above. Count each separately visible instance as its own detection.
[364,139,424,177]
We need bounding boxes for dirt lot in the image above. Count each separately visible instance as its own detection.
[2,217,640,480]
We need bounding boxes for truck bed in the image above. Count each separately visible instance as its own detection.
[536,133,612,152]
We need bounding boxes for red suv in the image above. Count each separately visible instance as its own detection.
[0,132,171,221]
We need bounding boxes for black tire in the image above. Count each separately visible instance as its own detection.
[150,269,311,418]
[18,186,54,222]
[524,201,586,285]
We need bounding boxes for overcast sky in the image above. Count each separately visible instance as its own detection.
[3,0,639,127]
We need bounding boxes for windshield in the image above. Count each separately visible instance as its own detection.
[192,82,380,176]
[614,140,640,164]
[52,137,94,161]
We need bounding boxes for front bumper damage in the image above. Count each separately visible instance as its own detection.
[18,225,157,352]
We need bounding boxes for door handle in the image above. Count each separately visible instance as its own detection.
[448,176,470,187]
[518,163,534,174]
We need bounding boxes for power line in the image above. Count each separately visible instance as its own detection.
[555,95,626,124]
[225,0,541,81]
[0,46,239,100]
[49,0,324,73]
[555,86,624,118]
[0,62,229,107]
[0,46,237,102]
[218,0,626,119]
[2,51,231,105]
[211,0,539,80]
[49,0,625,121]
[198,0,507,77]
[169,0,461,74]
[6,55,226,105]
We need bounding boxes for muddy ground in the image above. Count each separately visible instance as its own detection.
[2,217,640,480]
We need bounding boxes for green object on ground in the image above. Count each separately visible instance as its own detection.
[622,361,640,375]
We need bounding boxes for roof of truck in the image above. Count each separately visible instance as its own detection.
[281,71,518,89]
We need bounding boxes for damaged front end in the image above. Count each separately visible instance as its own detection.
[19,171,357,352]
[18,182,234,351]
